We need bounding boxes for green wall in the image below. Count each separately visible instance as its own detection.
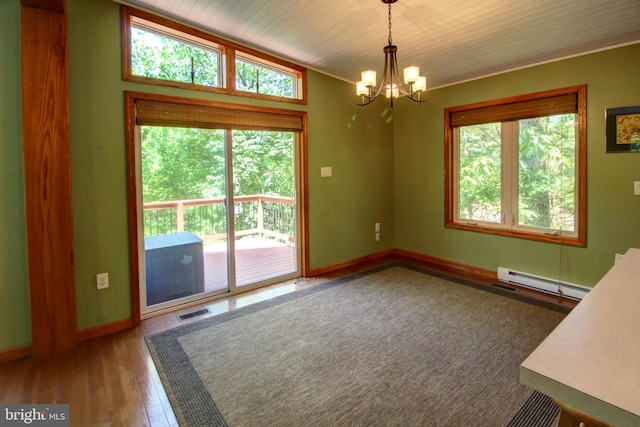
[66,0,393,331]
[2,0,638,353]
[394,43,640,286]
[306,73,394,268]
[0,0,30,350]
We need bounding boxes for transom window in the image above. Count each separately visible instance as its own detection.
[122,6,306,104]
[130,17,222,88]
[236,53,297,99]
[444,85,586,247]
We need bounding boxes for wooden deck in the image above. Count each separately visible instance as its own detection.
[202,237,297,292]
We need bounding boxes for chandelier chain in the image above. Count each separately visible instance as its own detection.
[388,3,393,45]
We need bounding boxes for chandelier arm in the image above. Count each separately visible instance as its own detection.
[390,48,417,99]
[357,96,377,107]
[391,49,409,97]
[406,92,424,103]
[404,85,425,102]
[395,50,426,103]
[376,51,390,99]
[394,53,426,103]
[368,45,392,101]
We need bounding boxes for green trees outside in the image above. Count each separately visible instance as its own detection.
[131,26,221,87]
[142,128,294,204]
[132,25,297,239]
[131,26,295,98]
[231,131,295,239]
[142,127,225,203]
[517,115,576,231]
[458,114,576,232]
[141,126,295,240]
[231,130,295,198]
[236,59,294,98]
[458,123,502,223]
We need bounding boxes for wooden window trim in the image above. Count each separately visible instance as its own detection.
[121,6,307,105]
[444,85,587,247]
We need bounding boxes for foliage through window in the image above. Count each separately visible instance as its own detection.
[122,6,306,104]
[141,126,295,239]
[236,55,296,99]
[445,86,586,247]
[131,24,221,87]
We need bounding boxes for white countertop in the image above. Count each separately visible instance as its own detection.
[520,247,640,427]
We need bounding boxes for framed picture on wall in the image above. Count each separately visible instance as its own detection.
[606,106,640,153]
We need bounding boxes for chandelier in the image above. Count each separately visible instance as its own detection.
[356,0,427,108]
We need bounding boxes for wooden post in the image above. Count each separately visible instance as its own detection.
[257,197,265,237]
[177,201,185,232]
[21,0,77,357]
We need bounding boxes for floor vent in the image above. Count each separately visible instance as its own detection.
[491,283,518,292]
[178,308,210,320]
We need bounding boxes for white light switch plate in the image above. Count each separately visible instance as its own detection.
[96,272,109,290]
[634,181,640,196]
[320,167,332,177]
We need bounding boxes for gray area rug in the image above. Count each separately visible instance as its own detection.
[146,263,566,426]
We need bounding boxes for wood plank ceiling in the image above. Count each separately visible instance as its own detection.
[119,0,640,88]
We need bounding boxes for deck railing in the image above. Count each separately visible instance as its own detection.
[143,195,294,243]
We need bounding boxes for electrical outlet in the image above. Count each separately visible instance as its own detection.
[96,272,109,290]
[375,232,380,241]
[374,222,380,232]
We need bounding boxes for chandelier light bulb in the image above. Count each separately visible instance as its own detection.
[385,83,399,98]
[413,76,427,92]
[361,70,377,88]
[403,66,420,84]
[356,81,368,96]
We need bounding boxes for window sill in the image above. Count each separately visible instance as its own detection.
[445,221,585,247]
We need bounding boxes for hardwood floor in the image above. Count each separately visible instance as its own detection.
[0,255,574,426]
[0,258,390,426]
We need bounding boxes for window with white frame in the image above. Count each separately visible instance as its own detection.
[444,85,586,247]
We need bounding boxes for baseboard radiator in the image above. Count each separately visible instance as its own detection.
[497,267,590,301]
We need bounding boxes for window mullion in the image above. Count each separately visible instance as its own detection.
[501,122,516,228]
[225,48,235,90]
[452,129,461,223]
[511,121,520,228]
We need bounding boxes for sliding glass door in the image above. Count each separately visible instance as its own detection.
[139,126,229,310]
[136,118,300,315]
[232,130,297,287]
